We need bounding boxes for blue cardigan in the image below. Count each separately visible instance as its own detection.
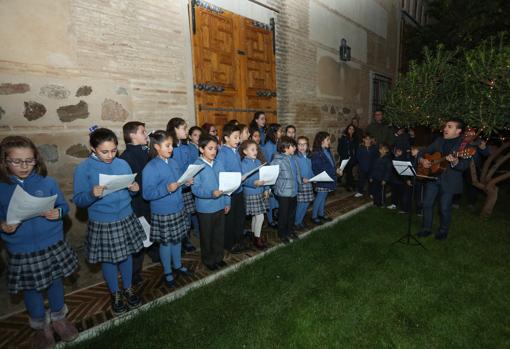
[191,158,230,213]
[73,155,134,222]
[241,157,264,195]
[311,149,337,190]
[295,153,314,180]
[262,140,277,163]
[0,173,69,253]
[216,145,243,195]
[142,157,184,215]
[172,142,192,176]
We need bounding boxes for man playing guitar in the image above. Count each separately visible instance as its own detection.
[417,118,470,240]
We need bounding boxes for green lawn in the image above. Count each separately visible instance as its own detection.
[70,193,510,349]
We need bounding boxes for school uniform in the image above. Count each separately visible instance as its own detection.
[261,140,279,224]
[370,154,393,206]
[241,157,267,216]
[191,157,230,267]
[259,126,267,146]
[173,142,196,215]
[73,155,145,264]
[216,145,245,251]
[356,144,378,194]
[271,153,302,240]
[311,149,337,220]
[142,157,189,244]
[294,152,314,226]
[0,172,77,328]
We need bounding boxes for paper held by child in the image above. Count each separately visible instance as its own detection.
[241,162,267,182]
[138,216,153,248]
[177,164,205,185]
[99,173,137,196]
[6,185,57,224]
[339,158,350,171]
[309,171,334,182]
[259,165,279,185]
[219,172,242,196]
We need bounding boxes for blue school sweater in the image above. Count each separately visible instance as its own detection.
[216,145,243,195]
[172,142,192,176]
[311,149,337,190]
[356,144,378,173]
[0,172,69,253]
[259,127,266,146]
[191,158,230,213]
[73,155,134,222]
[241,157,264,195]
[295,153,314,180]
[142,157,184,215]
[187,143,200,163]
[262,140,277,163]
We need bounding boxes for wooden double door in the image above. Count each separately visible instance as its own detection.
[190,1,277,128]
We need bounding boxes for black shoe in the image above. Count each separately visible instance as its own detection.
[312,218,323,225]
[132,274,143,286]
[290,232,299,240]
[294,224,304,231]
[123,287,141,309]
[280,237,291,245]
[111,291,127,315]
[205,264,217,271]
[318,216,332,222]
[163,273,176,288]
[230,243,246,254]
[215,260,227,268]
[173,266,194,277]
[435,231,448,240]
[417,230,432,237]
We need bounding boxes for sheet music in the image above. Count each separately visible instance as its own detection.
[392,161,416,176]
[177,164,205,185]
[259,165,280,186]
[99,173,137,196]
[219,172,242,195]
[339,158,350,171]
[6,185,57,224]
[138,216,153,248]
[309,171,334,182]
[241,162,266,182]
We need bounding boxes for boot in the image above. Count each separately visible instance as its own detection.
[30,314,55,349]
[253,236,266,250]
[50,305,78,342]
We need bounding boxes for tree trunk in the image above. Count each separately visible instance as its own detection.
[481,184,499,218]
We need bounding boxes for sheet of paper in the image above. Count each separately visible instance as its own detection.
[309,171,334,182]
[259,165,279,186]
[392,161,416,176]
[6,185,57,224]
[177,164,205,185]
[138,216,153,248]
[219,172,242,196]
[99,173,137,196]
[241,162,267,182]
[339,158,350,171]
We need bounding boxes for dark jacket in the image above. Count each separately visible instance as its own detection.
[419,137,470,194]
[119,144,151,221]
[365,122,395,145]
[337,135,358,162]
[356,144,378,173]
[311,149,337,190]
[370,155,393,182]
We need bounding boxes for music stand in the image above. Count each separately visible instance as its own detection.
[390,161,426,249]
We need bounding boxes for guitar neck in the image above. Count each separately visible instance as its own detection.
[429,152,461,165]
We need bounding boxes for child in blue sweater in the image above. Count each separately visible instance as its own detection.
[294,136,314,230]
[167,118,198,252]
[262,123,282,228]
[369,143,393,207]
[355,133,378,197]
[271,136,302,244]
[187,126,202,164]
[216,123,246,253]
[191,135,230,271]
[73,128,145,315]
[0,136,78,347]
[311,132,338,225]
[240,140,268,250]
[142,130,194,288]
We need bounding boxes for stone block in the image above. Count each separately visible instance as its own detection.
[66,143,89,158]
[101,98,129,122]
[23,101,47,121]
[38,144,59,163]
[40,84,70,99]
[76,86,92,97]
[57,101,89,122]
[0,83,30,95]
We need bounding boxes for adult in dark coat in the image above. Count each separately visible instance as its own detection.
[365,110,395,146]
[417,118,470,240]
[337,124,359,190]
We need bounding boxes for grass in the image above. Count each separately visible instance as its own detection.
[70,193,510,349]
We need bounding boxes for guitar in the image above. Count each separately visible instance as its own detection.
[417,148,476,177]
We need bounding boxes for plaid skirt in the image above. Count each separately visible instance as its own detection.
[7,240,78,294]
[297,183,315,202]
[182,190,196,215]
[244,193,268,216]
[86,213,145,264]
[151,210,190,244]
[315,186,334,193]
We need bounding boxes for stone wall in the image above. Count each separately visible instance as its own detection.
[0,0,400,287]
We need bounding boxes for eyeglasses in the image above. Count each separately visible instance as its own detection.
[297,143,307,146]
[6,158,37,166]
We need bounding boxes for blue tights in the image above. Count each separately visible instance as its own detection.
[312,191,328,219]
[295,202,310,225]
[24,278,64,320]
[159,243,185,282]
[101,256,133,294]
